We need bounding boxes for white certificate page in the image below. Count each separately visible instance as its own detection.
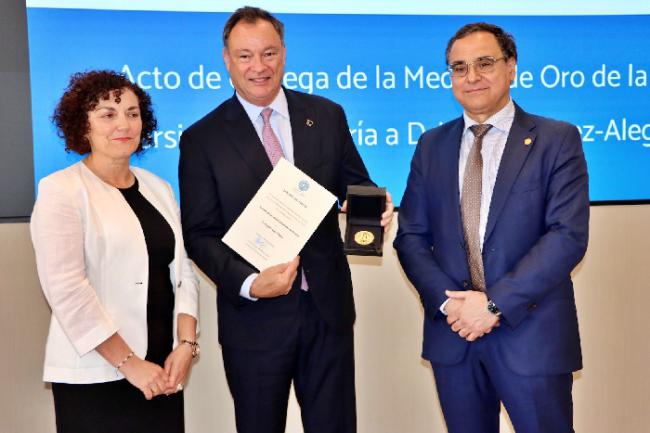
[222,158,337,271]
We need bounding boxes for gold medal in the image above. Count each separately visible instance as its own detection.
[354,230,374,246]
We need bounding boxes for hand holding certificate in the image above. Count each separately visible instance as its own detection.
[222,158,337,272]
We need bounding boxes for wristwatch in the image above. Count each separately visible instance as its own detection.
[180,339,200,358]
[486,299,502,317]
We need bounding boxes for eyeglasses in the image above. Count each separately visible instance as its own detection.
[447,56,506,77]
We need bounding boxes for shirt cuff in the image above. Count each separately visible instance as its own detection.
[439,298,450,315]
[240,273,259,301]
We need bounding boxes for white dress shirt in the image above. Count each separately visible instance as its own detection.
[236,89,294,163]
[236,89,295,300]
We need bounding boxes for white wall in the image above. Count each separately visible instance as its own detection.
[2,205,649,433]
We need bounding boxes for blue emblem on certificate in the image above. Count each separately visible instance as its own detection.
[298,180,310,192]
[254,234,266,248]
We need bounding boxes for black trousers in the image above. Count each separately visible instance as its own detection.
[52,379,184,433]
[222,290,357,433]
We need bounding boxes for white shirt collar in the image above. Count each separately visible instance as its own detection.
[463,98,515,133]
[236,88,290,124]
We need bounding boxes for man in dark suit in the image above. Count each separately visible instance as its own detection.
[179,7,393,433]
[394,22,589,433]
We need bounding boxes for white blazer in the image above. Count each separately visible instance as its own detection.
[31,162,199,384]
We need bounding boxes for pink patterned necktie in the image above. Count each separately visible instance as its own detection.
[261,107,284,166]
[461,123,493,291]
[260,107,308,290]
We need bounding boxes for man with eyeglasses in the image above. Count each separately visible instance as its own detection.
[179,6,393,433]
[395,22,589,433]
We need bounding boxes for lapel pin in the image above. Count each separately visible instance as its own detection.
[306,119,314,127]
[524,137,533,146]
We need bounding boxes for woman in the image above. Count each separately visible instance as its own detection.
[30,70,199,433]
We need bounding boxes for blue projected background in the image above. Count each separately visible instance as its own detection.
[26,4,650,204]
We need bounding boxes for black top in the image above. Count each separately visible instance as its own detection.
[119,178,175,366]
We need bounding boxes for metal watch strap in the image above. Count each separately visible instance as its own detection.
[487,299,502,316]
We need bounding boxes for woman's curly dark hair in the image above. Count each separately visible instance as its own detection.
[52,70,157,155]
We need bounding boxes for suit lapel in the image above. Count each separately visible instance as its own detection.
[484,104,537,243]
[285,89,319,175]
[223,94,273,183]
[442,119,467,247]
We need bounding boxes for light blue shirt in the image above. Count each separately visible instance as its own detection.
[441,99,515,314]
[459,99,515,251]
[236,89,295,300]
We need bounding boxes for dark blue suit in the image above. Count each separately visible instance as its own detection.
[394,103,589,432]
[179,89,372,433]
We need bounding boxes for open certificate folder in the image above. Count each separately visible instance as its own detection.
[222,158,337,271]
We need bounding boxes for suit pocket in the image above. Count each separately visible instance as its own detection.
[511,177,542,193]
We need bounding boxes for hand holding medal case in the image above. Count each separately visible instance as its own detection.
[343,185,386,256]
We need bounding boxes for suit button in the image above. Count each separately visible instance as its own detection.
[527,303,537,311]
[462,280,469,288]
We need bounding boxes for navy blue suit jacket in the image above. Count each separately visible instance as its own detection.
[394,104,589,376]
[179,89,373,351]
